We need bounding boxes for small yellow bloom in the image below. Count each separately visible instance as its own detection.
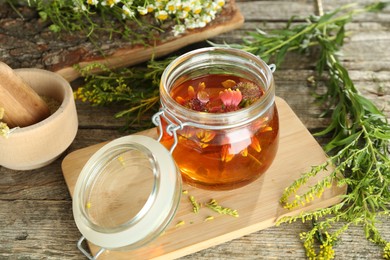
[137,6,148,15]
[179,10,189,19]
[192,5,202,14]
[166,2,176,12]
[87,0,98,5]
[216,0,225,7]
[122,5,135,18]
[147,4,155,12]
[156,10,169,20]
[103,0,119,8]
[182,2,191,12]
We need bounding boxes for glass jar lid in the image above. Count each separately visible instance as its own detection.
[72,135,181,251]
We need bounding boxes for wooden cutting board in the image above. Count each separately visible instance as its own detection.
[61,97,346,259]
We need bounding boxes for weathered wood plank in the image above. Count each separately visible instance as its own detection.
[1,200,388,259]
[0,160,70,201]
[0,200,83,259]
[237,0,390,22]
[0,128,126,201]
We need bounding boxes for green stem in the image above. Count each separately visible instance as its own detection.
[263,23,317,55]
[264,4,367,56]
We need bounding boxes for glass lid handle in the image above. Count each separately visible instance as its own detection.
[77,236,105,259]
[152,108,186,153]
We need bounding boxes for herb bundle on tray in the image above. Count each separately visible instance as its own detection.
[74,2,390,259]
[9,0,226,40]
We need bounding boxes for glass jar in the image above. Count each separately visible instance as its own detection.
[156,47,279,190]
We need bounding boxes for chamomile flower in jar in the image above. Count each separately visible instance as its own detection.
[155,47,279,190]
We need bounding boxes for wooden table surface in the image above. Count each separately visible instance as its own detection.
[1,0,389,259]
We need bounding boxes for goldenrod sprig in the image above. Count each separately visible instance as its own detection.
[206,199,239,217]
[74,58,175,128]
[189,195,201,213]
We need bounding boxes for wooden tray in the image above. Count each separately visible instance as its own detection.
[55,1,244,82]
[62,97,346,259]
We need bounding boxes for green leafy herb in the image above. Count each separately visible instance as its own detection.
[214,2,390,259]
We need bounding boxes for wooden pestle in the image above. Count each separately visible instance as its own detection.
[0,62,51,128]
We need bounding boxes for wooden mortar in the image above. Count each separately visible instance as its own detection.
[0,62,51,128]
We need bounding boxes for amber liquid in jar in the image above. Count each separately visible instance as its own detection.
[160,74,279,190]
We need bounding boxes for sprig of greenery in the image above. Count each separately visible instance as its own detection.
[216,2,387,67]
[74,57,175,128]
[214,2,390,259]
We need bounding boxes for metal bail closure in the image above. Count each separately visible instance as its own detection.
[152,107,185,153]
[268,64,276,73]
[72,135,181,259]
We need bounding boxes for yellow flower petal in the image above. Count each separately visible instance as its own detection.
[180,127,194,139]
[176,96,186,105]
[198,82,206,91]
[196,130,215,142]
[261,126,273,132]
[221,145,234,162]
[188,85,195,98]
[250,137,261,152]
[196,130,216,148]
[221,79,236,88]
